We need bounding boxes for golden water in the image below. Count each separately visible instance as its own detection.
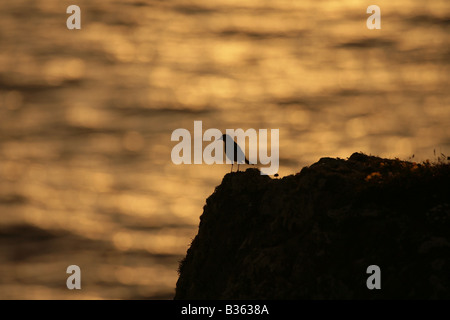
[0,0,449,299]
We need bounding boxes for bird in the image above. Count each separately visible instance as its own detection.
[219,134,252,172]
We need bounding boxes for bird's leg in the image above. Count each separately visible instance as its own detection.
[237,163,240,172]
[231,163,233,173]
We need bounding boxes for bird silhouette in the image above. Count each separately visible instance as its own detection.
[219,134,252,172]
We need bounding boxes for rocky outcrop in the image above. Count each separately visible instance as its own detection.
[175,153,450,299]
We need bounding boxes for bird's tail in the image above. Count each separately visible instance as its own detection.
[245,158,254,165]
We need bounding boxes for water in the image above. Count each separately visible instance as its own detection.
[0,0,449,299]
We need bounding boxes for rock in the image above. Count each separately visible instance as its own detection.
[175,153,450,299]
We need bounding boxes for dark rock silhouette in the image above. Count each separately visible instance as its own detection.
[175,153,450,299]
